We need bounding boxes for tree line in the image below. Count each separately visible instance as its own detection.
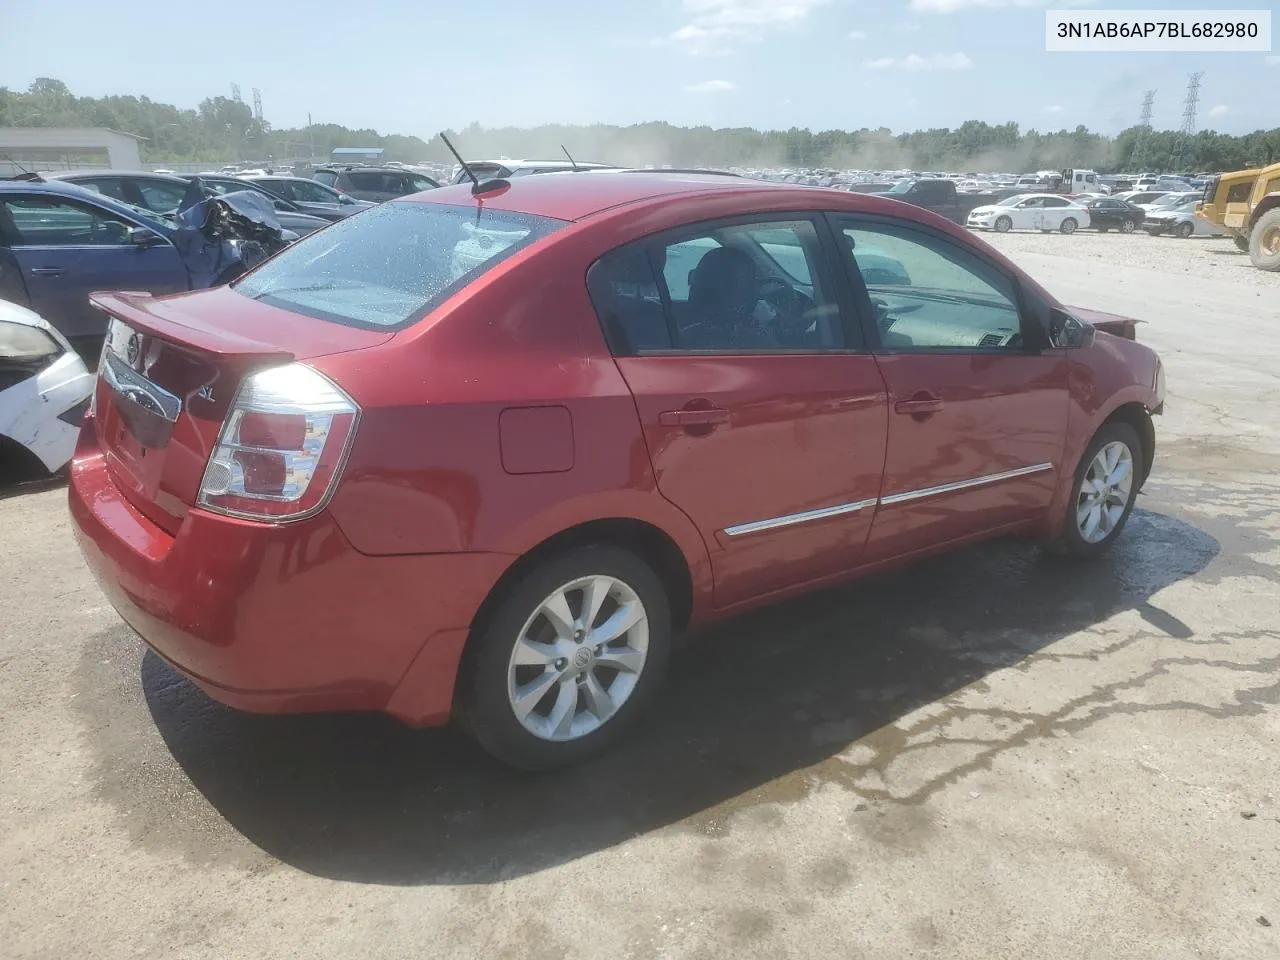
[3,78,1279,174]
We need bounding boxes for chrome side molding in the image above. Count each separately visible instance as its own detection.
[721,463,1055,538]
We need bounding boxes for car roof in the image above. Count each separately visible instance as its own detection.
[47,169,189,185]
[409,171,792,221]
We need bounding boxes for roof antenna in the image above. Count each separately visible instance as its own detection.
[438,131,508,196]
[561,144,581,172]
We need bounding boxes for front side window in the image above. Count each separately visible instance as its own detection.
[234,201,565,329]
[838,220,1025,352]
[287,179,340,203]
[2,195,135,246]
[72,178,129,203]
[406,174,438,192]
[589,218,847,355]
[135,179,187,214]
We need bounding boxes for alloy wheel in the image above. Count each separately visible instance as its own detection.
[506,575,649,741]
[1076,440,1134,544]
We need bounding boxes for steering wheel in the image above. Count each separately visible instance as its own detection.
[757,277,814,344]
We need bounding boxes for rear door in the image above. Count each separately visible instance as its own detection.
[590,214,889,608]
[830,214,1069,560]
[0,192,188,340]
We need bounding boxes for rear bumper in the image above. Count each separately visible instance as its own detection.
[68,419,514,726]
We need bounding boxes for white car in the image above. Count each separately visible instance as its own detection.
[0,300,94,474]
[966,193,1091,234]
[1143,195,1227,238]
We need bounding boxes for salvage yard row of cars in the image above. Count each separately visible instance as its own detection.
[0,159,1171,770]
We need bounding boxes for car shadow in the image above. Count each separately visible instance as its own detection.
[129,503,1235,886]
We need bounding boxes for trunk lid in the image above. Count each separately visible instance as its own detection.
[89,286,391,532]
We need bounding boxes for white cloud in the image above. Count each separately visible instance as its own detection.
[910,0,1094,11]
[864,52,974,70]
[684,79,737,93]
[669,0,832,55]
[1044,104,1064,113]
[848,29,867,39]
[1208,104,1229,117]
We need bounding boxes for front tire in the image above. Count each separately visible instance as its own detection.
[1060,217,1078,235]
[1050,422,1143,559]
[993,216,1012,233]
[1175,220,1194,239]
[459,545,672,770]
[1249,209,1280,271]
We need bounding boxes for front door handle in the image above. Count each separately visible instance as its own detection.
[30,267,67,277]
[894,393,944,417]
[659,407,730,427]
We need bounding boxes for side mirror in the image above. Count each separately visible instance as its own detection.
[1048,307,1095,349]
[129,226,166,247]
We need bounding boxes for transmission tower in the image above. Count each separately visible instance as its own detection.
[1169,72,1203,172]
[231,83,242,102]
[1130,89,1156,172]
[252,88,264,123]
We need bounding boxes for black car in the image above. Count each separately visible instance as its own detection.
[1080,196,1146,233]
[174,175,332,236]
[310,166,439,203]
[49,171,330,238]
[239,175,373,221]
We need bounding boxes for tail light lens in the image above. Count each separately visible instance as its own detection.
[198,363,359,521]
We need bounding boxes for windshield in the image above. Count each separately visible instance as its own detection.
[994,195,1023,207]
[234,201,566,329]
[886,179,915,195]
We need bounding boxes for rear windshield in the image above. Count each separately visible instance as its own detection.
[233,201,566,329]
[312,170,338,186]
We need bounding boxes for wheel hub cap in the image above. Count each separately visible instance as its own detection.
[1076,440,1134,544]
[506,574,650,742]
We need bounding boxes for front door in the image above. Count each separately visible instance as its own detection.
[831,215,1069,561]
[0,193,187,340]
[588,215,889,608]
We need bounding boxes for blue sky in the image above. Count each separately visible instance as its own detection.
[1,0,1276,136]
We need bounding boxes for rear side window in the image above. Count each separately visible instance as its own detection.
[233,202,565,329]
[344,171,391,192]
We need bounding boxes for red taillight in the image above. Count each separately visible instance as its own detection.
[198,364,359,521]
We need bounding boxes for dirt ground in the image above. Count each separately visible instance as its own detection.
[2,230,1278,960]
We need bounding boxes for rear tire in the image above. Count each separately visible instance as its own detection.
[1120,219,1136,234]
[459,545,672,770]
[1060,217,1078,235]
[1047,422,1143,559]
[1249,209,1280,271]
[993,216,1012,233]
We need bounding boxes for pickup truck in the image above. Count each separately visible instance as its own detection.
[872,178,1020,223]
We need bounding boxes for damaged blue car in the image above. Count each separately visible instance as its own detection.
[0,177,296,357]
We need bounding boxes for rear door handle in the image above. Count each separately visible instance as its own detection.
[894,394,944,416]
[30,267,67,277]
[659,407,731,427]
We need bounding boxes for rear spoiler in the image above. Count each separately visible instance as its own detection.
[90,292,294,362]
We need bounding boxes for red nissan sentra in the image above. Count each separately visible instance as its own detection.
[69,172,1164,769]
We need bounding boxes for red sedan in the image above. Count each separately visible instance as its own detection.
[69,172,1164,769]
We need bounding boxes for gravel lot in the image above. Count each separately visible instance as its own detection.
[2,232,1279,960]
